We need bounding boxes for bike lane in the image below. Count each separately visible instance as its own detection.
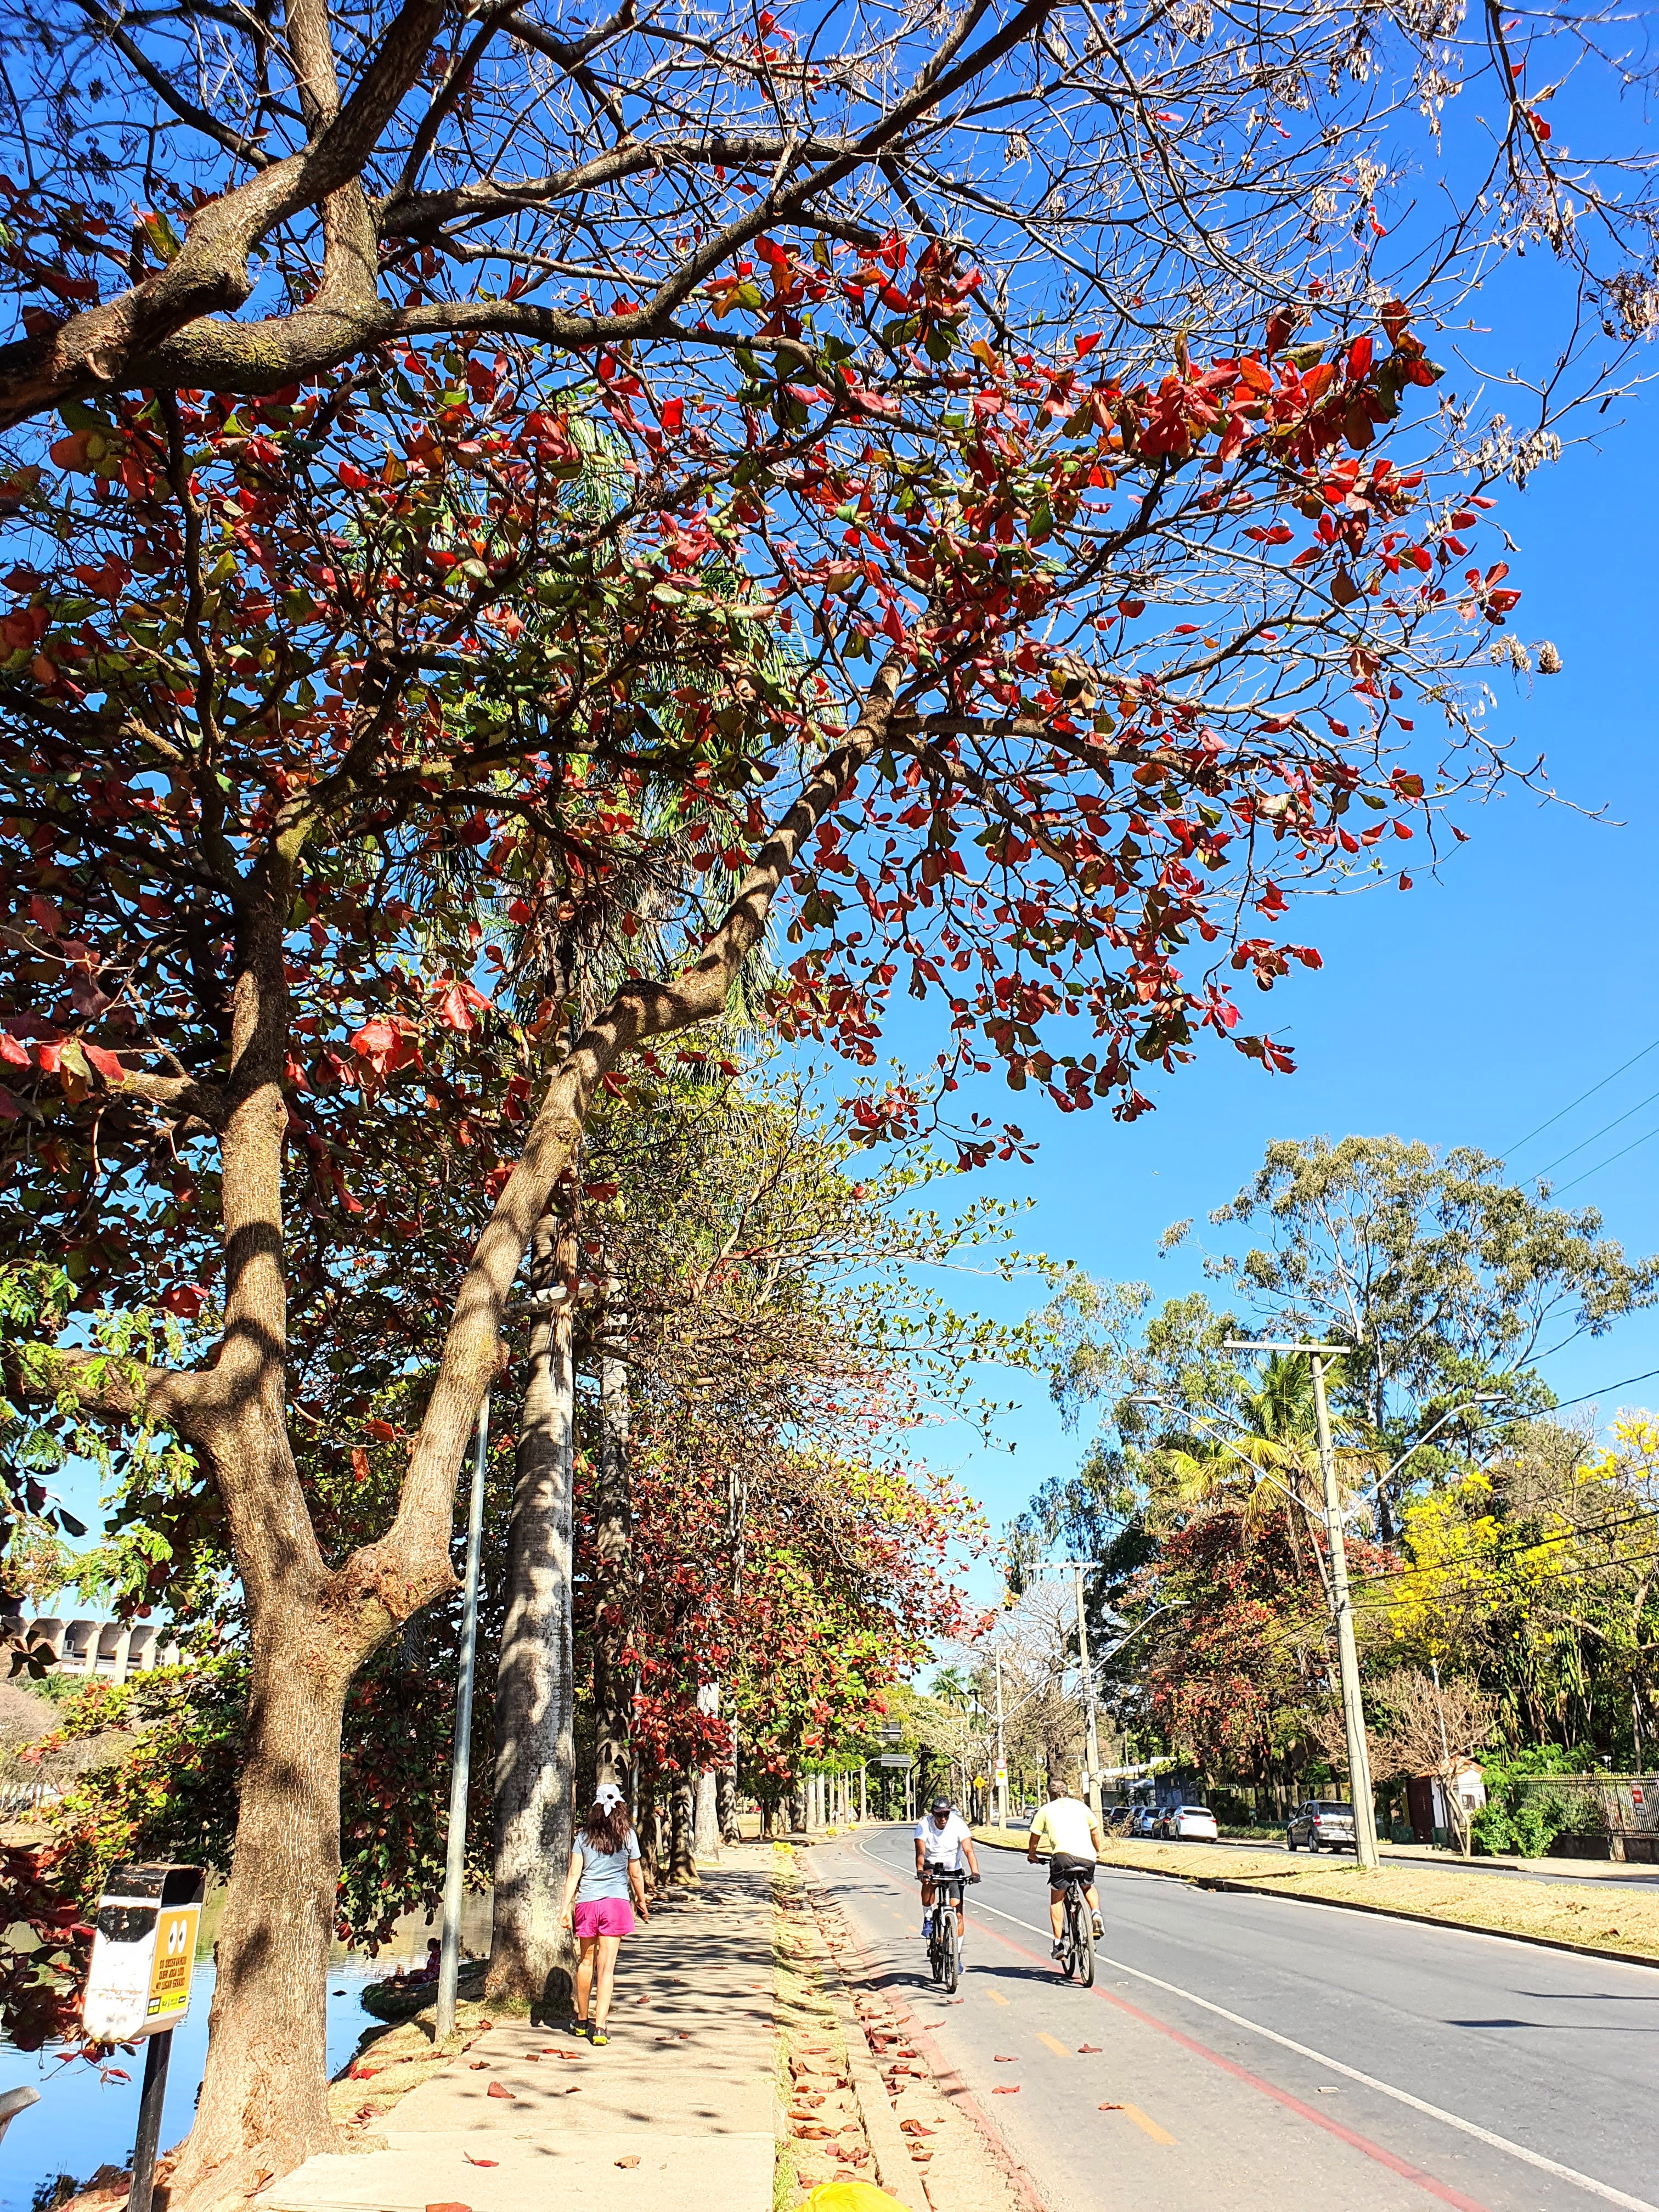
[811,1826,1650,2212]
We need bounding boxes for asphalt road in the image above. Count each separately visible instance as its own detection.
[812,1825,1658,2212]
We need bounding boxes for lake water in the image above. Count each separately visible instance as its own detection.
[0,1961,382,2211]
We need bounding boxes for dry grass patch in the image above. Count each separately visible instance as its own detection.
[1099,1837,1659,1961]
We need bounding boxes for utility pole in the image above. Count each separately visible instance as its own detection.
[994,1650,1008,1833]
[1074,1562,1103,1822]
[1028,1560,1108,1820]
[1226,1340,1379,1869]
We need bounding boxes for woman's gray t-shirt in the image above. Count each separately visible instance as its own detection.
[574,1827,641,1903]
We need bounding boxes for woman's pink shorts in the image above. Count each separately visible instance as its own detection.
[572,1897,635,1938]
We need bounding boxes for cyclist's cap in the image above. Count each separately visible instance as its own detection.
[929,1797,951,1813]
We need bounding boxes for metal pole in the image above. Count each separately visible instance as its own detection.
[1310,1356,1379,1869]
[436,1393,490,2040]
[995,1651,1008,1833]
[1074,1564,1103,1822]
[129,2029,172,2212]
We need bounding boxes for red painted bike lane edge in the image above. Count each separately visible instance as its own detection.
[836,1835,1493,2212]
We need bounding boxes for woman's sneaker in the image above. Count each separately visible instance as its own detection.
[564,2017,588,2038]
[590,2029,610,2047]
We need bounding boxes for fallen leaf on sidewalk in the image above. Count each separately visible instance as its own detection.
[468,2061,488,2071]
[486,2081,516,2100]
[992,2085,1021,2094]
[1098,2102,1124,2112]
[462,2157,498,2169]
[899,2121,935,2137]
[992,2055,1017,2063]
[426,2202,471,2211]
[1078,2044,1103,2053]
[615,2157,640,2169]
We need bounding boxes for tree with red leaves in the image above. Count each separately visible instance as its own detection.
[0,32,1638,2177]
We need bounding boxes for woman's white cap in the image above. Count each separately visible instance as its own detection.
[594,1782,626,1810]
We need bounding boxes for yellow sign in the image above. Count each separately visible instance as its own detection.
[146,1904,200,2024]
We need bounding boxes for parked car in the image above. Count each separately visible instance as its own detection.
[1164,1804,1220,1841]
[1286,1799,1357,1853]
[1129,1804,1162,1837]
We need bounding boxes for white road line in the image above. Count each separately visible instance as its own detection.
[967,1886,1657,2212]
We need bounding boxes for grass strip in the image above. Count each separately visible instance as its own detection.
[973,1826,1659,1965]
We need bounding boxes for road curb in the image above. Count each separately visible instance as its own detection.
[791,1859,930,2212]
[799,1855,1049,2212]
[971,1830,1659,1973]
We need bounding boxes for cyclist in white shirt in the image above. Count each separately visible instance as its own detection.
[915,1796,981,1938]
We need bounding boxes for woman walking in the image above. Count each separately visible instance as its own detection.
[561,1780,650,2043]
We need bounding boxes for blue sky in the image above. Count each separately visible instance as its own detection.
[914,375,1659,1600]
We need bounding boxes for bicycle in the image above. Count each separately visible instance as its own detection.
[919,1869,966,1993]
[1049,1860,1096,1988]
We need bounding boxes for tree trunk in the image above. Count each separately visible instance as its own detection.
[593,1283,634,1795]
[170,1618,350,2193]
[718,1738,742,1845]
[693,1680,721,1860]
[486,1209,578,2013]
[669,1775,696,1881]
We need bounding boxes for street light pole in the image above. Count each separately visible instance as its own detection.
[436,1393,490,2040]
[1223,1340,1380,1870]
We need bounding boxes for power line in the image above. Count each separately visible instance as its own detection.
[1498,1032,1659,1160]
[1522,1362,1659,1414]
[1549,1120,1659,1199]
[1533,1082,1659,1177]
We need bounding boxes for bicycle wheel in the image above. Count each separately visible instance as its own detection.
[928,1918,944,1984]
[1074,1899,1096,1989]
[1060,1896,1078,1980]
[940,1905,958,1994]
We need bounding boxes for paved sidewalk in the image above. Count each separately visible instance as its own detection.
[268,1850,777,2212]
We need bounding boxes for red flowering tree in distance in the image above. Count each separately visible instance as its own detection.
[0,0,1649,2184]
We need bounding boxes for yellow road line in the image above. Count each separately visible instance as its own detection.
[1119,2103,1176,2145]
[1036,2032,1070,2058]
[986,1989,1010,2006]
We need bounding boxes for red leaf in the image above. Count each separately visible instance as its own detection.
[0,1034,29,1068]
[82,1042,124,1081]
[486,2080,516,2100]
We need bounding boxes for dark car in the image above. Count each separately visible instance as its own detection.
[1286,1799,1357,1853]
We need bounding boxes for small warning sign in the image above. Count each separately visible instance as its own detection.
[146,1905,200,2023]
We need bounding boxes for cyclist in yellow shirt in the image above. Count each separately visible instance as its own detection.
[1026,1774,1105,1957]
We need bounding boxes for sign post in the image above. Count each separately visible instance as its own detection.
[83,1863,205,2212]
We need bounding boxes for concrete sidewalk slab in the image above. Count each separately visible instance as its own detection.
[268,1849,777,2212]
[262,2130,772,2212]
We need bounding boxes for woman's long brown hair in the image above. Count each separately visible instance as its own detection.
[582,1799,632,1856]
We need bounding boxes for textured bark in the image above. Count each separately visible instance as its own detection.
[169,885,374,2202]
[717,1755,741,1846]
[669,1776,696,1882]
[693,1681,721,1860]
[592,1287,634,1794]
[485,1209,578,2013]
